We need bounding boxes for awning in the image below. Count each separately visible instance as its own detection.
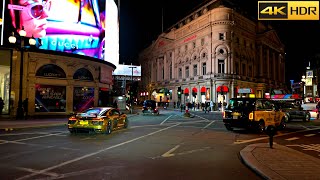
[200,87,206,93]
[192,87,197,96]
[216,85,229,93]
[184,88,189,95]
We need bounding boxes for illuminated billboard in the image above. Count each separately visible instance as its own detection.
[1,0,119,67]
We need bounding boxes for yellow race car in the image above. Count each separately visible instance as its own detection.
[68,107,128,134]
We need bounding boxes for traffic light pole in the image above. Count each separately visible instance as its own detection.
[129,66,136,114]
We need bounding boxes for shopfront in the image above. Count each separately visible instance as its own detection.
[0,49,12,115]
[8,50,115,117]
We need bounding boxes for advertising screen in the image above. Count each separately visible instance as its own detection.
[1,0,119,67]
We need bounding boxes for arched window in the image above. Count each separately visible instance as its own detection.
[36,64,66,78]
[73,68,94,81]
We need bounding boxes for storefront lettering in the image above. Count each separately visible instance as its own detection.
[50,40,79,49]
[43,73,61,77]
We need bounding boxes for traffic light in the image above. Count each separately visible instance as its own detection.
[178,86,181,96]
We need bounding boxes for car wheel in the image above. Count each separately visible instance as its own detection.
[257,120,265,133]
[225,124,233,131]
[124,118,128,128]
[106,121,112,135]
[69,129,75,134]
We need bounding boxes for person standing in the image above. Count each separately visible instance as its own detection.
[0,97,4,115]
[23,98,29,119]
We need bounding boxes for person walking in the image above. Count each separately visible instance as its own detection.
[0,97,4,115]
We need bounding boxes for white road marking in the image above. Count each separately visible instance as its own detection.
[285,137,299,141]
[160,115,173,125]
[286,144,320,153]
[15,167,59,177]
[16,123,181,180]
[304,134,316,137]
[162,145,180,157]
[0,132,64,145]
[193,114,210,121]
[234,127,320,144]
[202,120,215,129]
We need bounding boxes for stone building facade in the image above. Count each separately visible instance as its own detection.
[138,1,286,107]
[2,48,115,117]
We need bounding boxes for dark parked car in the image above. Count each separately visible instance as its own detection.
[273,101,310,122]
[142,100,159,115]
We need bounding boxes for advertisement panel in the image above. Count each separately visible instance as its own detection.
[35,84,66,112]
[1,0,119,67]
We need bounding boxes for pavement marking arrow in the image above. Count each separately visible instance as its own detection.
[162,145,180,157]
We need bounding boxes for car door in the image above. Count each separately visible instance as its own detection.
[110,109,120,129]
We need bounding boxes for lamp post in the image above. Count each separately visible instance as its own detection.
[128,66,137,114]
[9,28,36,119]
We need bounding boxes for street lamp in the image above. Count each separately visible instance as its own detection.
[9,27,36,119]
[128,66,137,114]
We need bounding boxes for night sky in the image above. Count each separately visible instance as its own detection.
[119,0,320,85]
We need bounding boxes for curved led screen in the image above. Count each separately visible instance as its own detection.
[1,0,119,67]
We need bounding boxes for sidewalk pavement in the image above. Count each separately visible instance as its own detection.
[1,109,320,180]
[240,143,320,180]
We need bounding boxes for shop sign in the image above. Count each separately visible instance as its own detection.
[238,88,253,94]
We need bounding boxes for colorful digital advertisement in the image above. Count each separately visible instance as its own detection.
[1,0,119,67]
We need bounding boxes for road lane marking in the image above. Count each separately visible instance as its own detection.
[160,115,173,125]
[162,145,180,157]
[202,120,215,130]
[285,137,299,141]
[233,127,320,144]
[0,132,64,144]
[16,123,181,180]
[15,167,59,177]
[193,114,210,121]
[304,134,316,137]
[287,144,320,153]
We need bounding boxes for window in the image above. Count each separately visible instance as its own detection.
[185,66,189,78]
[178,68,182,78]
[202,52,206,59]
[201,38,205,46]
[193,42,196,49]
[185,45,188,51]
[162,67,164,79]
[170,63,172,79]
[202,63,206,75]
[242,63,246,76]
[218,59,225,73]
[249,65,252,77]
[235,62,239,74]
[169,52,172,57]
[193,64,197,76]
[219,33,225,40]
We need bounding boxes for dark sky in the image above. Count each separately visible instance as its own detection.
[119,0,320,84]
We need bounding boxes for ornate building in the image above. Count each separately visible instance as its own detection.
[138,0,286,106]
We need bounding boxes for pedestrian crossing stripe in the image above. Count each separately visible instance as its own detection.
[304,134,316,137]
[285,137,299,141]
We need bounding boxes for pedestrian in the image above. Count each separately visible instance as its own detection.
[23,98,29,119]
[0,97,4,115]
[204,102,209,113]
[265,125,277,149]
[113,100,118,109]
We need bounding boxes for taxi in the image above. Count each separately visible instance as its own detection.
[223,98,287,133]
[67,107,128,134]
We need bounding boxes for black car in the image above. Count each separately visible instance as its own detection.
[272,100,310,122]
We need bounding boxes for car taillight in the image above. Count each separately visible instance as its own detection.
[69,117,77,120]
[249,112,253,120]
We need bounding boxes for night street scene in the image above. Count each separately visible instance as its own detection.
[0,0,320,179]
